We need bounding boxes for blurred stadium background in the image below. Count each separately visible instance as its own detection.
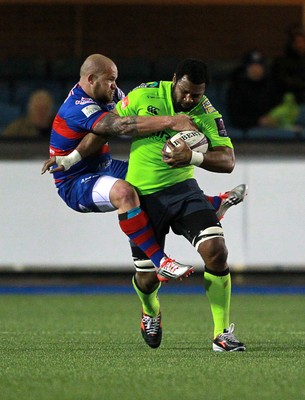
[0,0,305,286]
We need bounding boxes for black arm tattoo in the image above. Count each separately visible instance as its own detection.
[93,112,139,137]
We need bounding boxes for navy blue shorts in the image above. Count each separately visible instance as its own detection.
[130,179,221,263]
[57,159,128,213]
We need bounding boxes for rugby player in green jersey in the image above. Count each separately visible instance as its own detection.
[115,58,246,352]
[42,55,247,352]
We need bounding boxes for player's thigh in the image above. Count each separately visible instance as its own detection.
[93,160,130,210]
[108,159,128,180]
[59,173,121,213]
[92,175,129,212]
[172,208,228,262]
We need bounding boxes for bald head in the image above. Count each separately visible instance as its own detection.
[80,54,116,78]
[79,54,118,104]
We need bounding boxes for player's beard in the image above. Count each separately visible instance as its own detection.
[94,84,115,104]
[96,92,114,104]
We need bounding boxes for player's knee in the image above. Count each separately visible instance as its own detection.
[200,241,228,271]
[114,180,136,200]
[195,227,228,266]
[211,241,228,265]
[111,180,138,207]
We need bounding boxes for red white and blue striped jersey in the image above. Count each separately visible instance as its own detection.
[49,84,124,187]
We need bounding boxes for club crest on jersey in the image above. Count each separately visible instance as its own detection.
[202,98,216,114]
[121,96,129,109]
[81,104,101,117]
[147,105,160,115]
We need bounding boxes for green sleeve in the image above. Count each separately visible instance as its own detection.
[190,97,233,149]
[116,90,139,117]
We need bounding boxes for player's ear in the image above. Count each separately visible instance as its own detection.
[88,73,95,85]
[172,74,177,84]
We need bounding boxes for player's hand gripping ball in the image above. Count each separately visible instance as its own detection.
[163,130,209,157]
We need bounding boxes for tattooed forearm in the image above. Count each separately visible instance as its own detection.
[94,113,139,137]
[92,111,197,138]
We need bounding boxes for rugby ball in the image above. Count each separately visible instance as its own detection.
[163,130,208,154]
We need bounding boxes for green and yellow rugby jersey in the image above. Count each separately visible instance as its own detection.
[116,81,233,195]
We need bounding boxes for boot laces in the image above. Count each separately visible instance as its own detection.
[219,323,238,343]
[161,257,178,272]
[142,314,161,335]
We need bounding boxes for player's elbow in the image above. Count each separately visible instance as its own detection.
[224,156,235,173]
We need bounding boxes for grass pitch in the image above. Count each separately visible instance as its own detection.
[0,293,304,400]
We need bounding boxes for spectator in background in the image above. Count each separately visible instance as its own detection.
[2,89,54,138]
[226,50,280,130]
[259,92,300,130]
[272,25,305,104]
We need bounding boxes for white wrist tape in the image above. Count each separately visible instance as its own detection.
[190,151,204,166]
[55,150,82,171]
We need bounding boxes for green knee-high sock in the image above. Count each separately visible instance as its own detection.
[204,268,231,338]
[132,276,161,317]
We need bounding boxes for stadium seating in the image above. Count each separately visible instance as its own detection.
[208,58,240,81]
[11,80,39,109]
[115,57,152,81]
[296,103,305,128]
[0,102,21,134]
[298,124,305,140]
[153,56,181,81]
[227,127,245,140]
[11,80,64,112]
[0,55,303,143]
[0,81,12,103]
[49,58,82,81]
[246,127,297,140]
[0,58,47,80]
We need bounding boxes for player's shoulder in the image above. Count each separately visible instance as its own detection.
[199,96,219,115]
[127,81,171,104]
[61,86,102,118]
[126,81,158,98]
[134,81,161,90]
[118,81,170,112]
[129,80,171,94]
[63,84,98,106]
